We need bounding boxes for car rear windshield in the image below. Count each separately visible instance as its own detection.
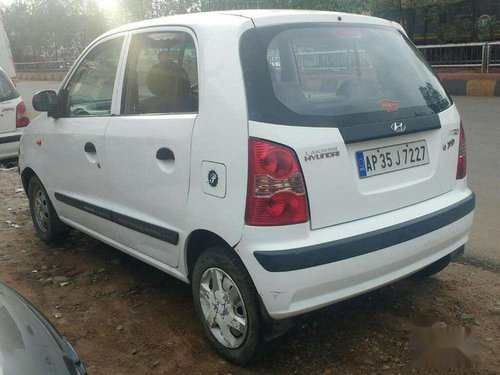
[240,24,451,127]
[0,70,18,103]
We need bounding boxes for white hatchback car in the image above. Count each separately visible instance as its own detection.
[20,10,475,364]
[0,67,29,162]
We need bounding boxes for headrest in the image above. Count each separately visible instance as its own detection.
[146,63,190,98]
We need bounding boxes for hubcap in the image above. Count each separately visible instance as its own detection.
[33,188,49,232]
[199,268,248,349]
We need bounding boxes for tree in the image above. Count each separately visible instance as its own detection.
[369,0,456,42]
[200,0,366,13]
[2,0,108,62]
[116,0,200,22]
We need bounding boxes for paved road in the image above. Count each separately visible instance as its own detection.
[15,81,500,265]
[454,96,500,265]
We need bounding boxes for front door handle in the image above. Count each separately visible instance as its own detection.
[84,142,97,153]
[156,147,175,161]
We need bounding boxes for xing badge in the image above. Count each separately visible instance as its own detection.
[208,170,219,188]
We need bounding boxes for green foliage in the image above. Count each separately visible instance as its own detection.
[2,0,108,62]
[478,16,498,42]
[434,16,475,44]
[1,0,202,62]
[200,0,366,13]
[369,0,448,29]
[116,0,200,22]
[2,0,498,63]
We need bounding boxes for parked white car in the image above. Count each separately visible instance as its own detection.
[19,10,474,364]
[0,67,29,162]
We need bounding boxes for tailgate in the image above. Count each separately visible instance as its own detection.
[250,104,460,229]
[240,21,460,229]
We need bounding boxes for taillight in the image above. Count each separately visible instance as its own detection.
[16,101,30,128]
[456,121,467,179]
[245,138,309,226]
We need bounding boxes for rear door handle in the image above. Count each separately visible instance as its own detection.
[84,142,97,153]
[156,147,175,161]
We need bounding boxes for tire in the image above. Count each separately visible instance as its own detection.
[28,176,68,242]
[412,254,451,279]
[192,246,268,365]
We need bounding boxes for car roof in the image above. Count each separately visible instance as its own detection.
[101,9,402,39]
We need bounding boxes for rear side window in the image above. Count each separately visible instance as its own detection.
[122,31,198,115]
[64,37,124,117]
[0,70,18,103]
[241,24,451,127]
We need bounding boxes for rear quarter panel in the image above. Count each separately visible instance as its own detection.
[184,18,254,263]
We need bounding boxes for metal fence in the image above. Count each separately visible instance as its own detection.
[296,50,371,70]
[14,60,74,71]
[489,43,500,68]
[268,50,371,70]
[14,42,500,74]
[417,42,500,72]
[269,43,500,73]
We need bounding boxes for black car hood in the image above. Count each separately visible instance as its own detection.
[0,282,86,375]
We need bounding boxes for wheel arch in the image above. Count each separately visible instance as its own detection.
[20,167,38,194]
[185,229,293,343]
[185,229,241,282]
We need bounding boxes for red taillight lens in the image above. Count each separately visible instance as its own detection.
[16,101,30,128]
[456,121,467,179]
[245,138,309,226]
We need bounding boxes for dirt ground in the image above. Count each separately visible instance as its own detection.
[0,167,498,375]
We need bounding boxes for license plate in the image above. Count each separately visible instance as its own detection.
[356,140,429,178]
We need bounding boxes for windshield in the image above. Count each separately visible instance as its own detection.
[240,24,451,127]
[0,70,18,102]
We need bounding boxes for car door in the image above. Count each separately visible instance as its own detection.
[41,35,126,237]
[105,28,199,267]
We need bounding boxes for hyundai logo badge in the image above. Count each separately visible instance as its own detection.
[391,122,406,133]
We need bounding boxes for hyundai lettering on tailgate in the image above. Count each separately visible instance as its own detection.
[356,140,429,178]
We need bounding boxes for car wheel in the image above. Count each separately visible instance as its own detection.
[412,255,451,279]
[192,246,268,365]
[28,176,68,242]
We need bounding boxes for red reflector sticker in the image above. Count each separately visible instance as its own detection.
[379,99,401,112]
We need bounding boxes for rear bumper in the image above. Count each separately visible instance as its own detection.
[0,131,22,161]
[236,188,475,319]
[254,194,475,272]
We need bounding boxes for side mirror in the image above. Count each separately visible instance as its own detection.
[32,90,59,117]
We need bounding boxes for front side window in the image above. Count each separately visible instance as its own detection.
[64,37,124,117]
[122,31,198,115]
[241,25,451,127]
[0,70,18,103]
